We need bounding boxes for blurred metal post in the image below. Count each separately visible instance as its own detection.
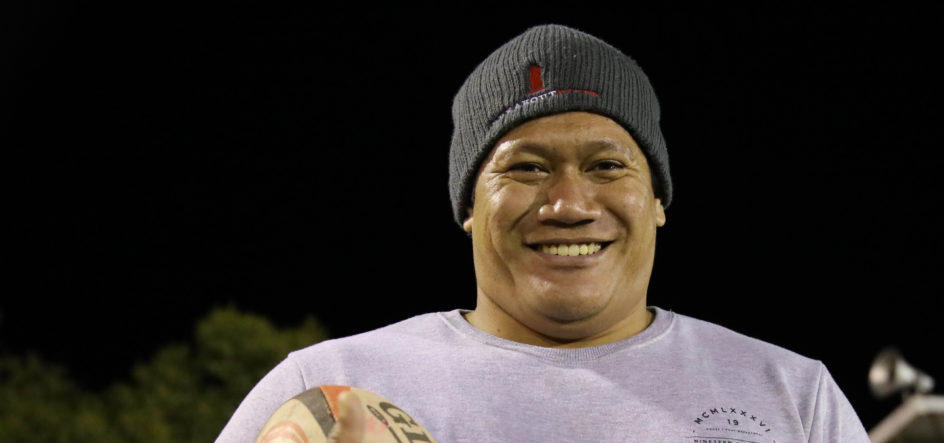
[868,348,942,442]
[869,394,944,442]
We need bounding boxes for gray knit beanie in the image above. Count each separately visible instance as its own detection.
[448,24,672,226]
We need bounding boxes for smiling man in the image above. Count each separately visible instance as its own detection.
[216,24,869,443]
[462,112,665,348]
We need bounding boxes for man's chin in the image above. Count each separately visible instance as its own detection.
[530,300,610,330]
[524,291,646,340]
[528,289,611,322]
[527,316,611,343]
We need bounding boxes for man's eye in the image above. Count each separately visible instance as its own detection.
[592,160,624,171]
[509,163,545,173]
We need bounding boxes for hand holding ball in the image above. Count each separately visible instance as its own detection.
[254,385,438,443]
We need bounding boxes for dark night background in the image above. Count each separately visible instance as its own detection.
[3,2,941,433]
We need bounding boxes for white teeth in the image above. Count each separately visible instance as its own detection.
[539,243,604,257]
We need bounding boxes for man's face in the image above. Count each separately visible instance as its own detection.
[463,112,666,342]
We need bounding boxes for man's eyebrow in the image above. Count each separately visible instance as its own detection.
[493,137,637,161]
[492,141,556,160]
[582,138,636,157]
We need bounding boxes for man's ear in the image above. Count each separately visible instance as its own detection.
[462,208,474,232]
[654,198,666,227]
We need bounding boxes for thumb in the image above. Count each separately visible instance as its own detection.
[327,391,366,443]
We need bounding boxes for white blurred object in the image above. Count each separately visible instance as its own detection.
[868,348,943,443]
[870,348,935,399]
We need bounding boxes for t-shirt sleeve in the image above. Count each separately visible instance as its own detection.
[214,356,308,443]
[807,362,870,443]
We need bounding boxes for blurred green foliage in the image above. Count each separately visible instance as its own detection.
[0,307,328,443]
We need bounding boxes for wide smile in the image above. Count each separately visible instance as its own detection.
[526,241,614,257]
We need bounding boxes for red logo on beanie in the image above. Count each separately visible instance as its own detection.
[494,63,600,121]
[528,64,544,94]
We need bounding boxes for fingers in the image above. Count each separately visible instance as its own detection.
[327,391,366,443]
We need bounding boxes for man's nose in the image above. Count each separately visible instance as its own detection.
[536,170,601,225]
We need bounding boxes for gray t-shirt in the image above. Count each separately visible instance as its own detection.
[215,307,869,442]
